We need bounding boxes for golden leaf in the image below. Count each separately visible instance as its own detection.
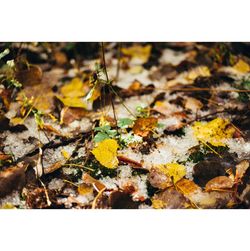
[233,59,250,73]
[133,117,158,137]
[186,66,210,81]
[56,96,87,108]
[156,163,186,184]
[192,118,235,147]
[91,139,119,169]
[82,173,106,192]
[78,183,93,195]
[176,178,201,195]
[10,117,24,126]
[61,78,86,98]
[121,44,152,63]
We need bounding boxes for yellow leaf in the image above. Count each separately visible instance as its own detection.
[61,78,86,98]
[56,96,87,108]
[91,139,119,169]
[156,163,186,184]
[151,199,166,209]
[233,59,250,73]
[192,118,235,147]
[129,65,143,74]
[10,117,24,126]
[186,66,210,81]
[121,45,152,63]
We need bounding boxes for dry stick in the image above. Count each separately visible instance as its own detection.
[100,42,118,129]
[115,42,122,83]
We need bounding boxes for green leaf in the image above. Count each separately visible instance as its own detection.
[117,118,134,129]
[94,132,110,143]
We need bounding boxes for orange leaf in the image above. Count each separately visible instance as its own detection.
[133,117,158,137]
[205,176,234,192]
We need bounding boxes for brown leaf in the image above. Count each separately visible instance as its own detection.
[16,65,43,86]
[0,152,12,161]
[0,162,27,198]
[176,178,201,195]
[44,161,63,175]
[60,107,88,125]
[148,167,172,189]
[117,155,144,169]
[205,176,234,192]
[133,117,158,137]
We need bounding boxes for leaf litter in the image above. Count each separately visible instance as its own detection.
[1,42,250,209]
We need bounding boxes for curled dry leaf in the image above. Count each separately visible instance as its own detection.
[205,176,234,192]
[117,155,144,169]
[236,160,249,181]
[133,117,158,137]
[91,139,119,169]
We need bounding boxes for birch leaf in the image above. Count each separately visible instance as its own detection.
[91,139,119,169]
[192,118,235,147]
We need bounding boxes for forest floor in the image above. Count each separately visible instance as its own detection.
[1,42,250,209]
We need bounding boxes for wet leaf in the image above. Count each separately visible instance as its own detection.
[192,118,235,147]
[91,139,119,169]
[133,117,158,137]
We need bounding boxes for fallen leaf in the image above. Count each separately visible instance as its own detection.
[0,152,12,161]
[91,139,119,169]
[176,178,201,195]
[148,167,173,189]
[186,66,210,82]
[205,176,234,192]
[121,44,152,63]
[60,78,87,98]
[15,65,43,86]
[60,107,88,125]
[184,97,203,112]
[156,163,186,184]
[192,118,235,147]
[57,78,89,108]
[0,162,27,198]
[235,160,249,181]
[61,149,70,160]
[82,173,106,192]
[233,59,250,73]
[151,199,166,209]
[78,183,93,195]
[133,117,158,137]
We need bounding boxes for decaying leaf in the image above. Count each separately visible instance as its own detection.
[192,118,235,147]
[133,117,158,137]
[60,107,88,125]
[121,44,152,63]
[184,97,203,112]
[148,167,173,189]
[91,139,119,169]
[205,176,234,192]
